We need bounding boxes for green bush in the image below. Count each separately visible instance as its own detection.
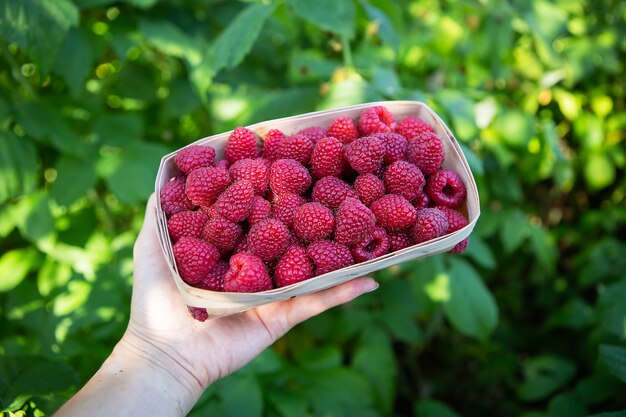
[1,0,625,416]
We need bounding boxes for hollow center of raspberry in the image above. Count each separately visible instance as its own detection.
[442,184,455,196]
[365,239,379,252]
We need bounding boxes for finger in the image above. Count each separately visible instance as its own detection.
[136,193,158,247]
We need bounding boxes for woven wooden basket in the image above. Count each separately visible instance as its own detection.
[154,101,480,316]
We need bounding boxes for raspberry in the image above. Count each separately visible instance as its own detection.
[293,202,335,242]
[271,193,304,228]
[450,238,469,254]
[311,176,358,210]
[396,116,434,140]
[214,180,255,222]
[175,145,216,174]
[188,307,208,322]
[196,260,229,292]
[406,131,445,175]
[160,177,195,217]
[185,167,232,207]
[351,226,390,262]
[327,117,358,144]
[307,240,354,276]
[272,133,314,165]
[173,237,219,284]
[370,194,417,231]
[201,204,218,219]
[384,161,425,202]
[411,208,448,244]
[214,160,229,170]
[262,129,286,161]
[354,174,385,206]
[223,253,273,292]
[389,231,414,252]
[248,195,272,224]
[248,219,290,261]
[426,170,466,208]
[234,235,249,254]
[167,210,209,242]
[269,159,312,195]
[437,206,470,254]
[335,198,376,246]
[274,245,314,287]
[201,215,243,252]
[344,136,385,174]
[414,192,430,209]
[310,137,345,178]
[358,106,396,135]
[229,158,269,195]
[298,126,327,145]
[371,132,408,164]
[224,126,260,164]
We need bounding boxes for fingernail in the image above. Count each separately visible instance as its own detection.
[365,282,379,293]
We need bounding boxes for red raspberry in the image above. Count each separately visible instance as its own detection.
[248,195,272,224]
[175,145,216,174]
[167,210,208,242]
[411,208,448,243]
[173,237,219,284]
[450,238,469,254]
[293,202,335,242]
[234,235,249,254]
[371,132,408,164]
[426,170,467,208]
[358,106,397,135]
[370,194,417,231]
[274,245,314,287]
[187,307,208,322]
[298,126,327,146]
[272,193,304,228]
[229,158,269,195]
[200,204,218,219]
[185,167,232,207]
[262,129,286,161]
[389,231,414,252]
[307,240,354,276]
[224,126,260,164]
[397,116,434,140]
[335,198,376,246]
[311,176,358,210]
[214,159,229,170]
[248,219,290,261]
[437,206,470,254]
[384,161,425,202]
[214,180,255,222]
[310,137,345,178]
[327,117,358,144]
[351,226,390,262]
[354,174,385,206]
[160,176,195,217]
[223,253,273,292]
[196,260,229,292]
[414,192,430,209]
[406,131,445,175]
[269,159,312,195]
[344,136,385,174]
[201,215,243,252]
[271,133,314,165]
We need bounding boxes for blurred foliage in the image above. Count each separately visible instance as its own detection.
[0,0,625,416]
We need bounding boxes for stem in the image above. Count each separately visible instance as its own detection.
[341,35,353,69]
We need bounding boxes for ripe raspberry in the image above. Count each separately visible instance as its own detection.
[196,260,229,292]
[414,192,430,209]
[389,231,414,252]
[185,167,232,207]
[406,131,445,175]
[396,116,434,140]
[234,235,249,254]
[426,170,467,208]
[201,215,243,252]
[293,202,335,242]
[269,159,312,195]
[161,177,195,217]
[311,176,358,210]
[214,180,255,222]
[384,161,425,202]
[411,208,448,244]
[450,238,469,254]
[248,195,272,224]
[262,129,286,161]
[307,240,354,276]
[223,253,273,292]
[327,117,358,144]
[271,133,314,165]
[351,226,390,262]
[274,245,314,287]
[188,307,208,322]
[214,159,229,170]
[437,206,470,254]
[344,136,385,174]
[175,145,216,174]
[370,194,417,231]
[229,158,269,195]
[167,210,208,242]
[173,237,219,284]
[335,198,376,245]
[200,204,218,219]
[354,174,385,206]
[310,137,345,178]
[371,132,408,164]
[298,126,327,145]
[248,219,290,261]
[358,106,397,136]
[272,193,304,228]
[224,126,260,164]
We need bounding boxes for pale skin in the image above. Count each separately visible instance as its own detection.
[54,195,378,417]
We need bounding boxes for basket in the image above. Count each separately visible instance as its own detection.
[154,101,480,316]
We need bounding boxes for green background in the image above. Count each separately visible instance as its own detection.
[1,0,625,416]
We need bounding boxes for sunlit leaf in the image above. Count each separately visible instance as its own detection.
[286,0,355,38]
[0,248,41,293]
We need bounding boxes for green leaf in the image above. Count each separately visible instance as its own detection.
[415,399,462,417]
[443,258,498,340]
[18,193,55,244]
[50,155,97,206]
[371,67,401,97]
[0,248,41,292]
[286,0,355,38]
[53,27,94,95]
[517,356,576,401]
[218,374,263,417]
[584,153,615,191]
[547,393,586,417]
[588,412,626,417]
[294,346,343,371]
[303,367,374,416]
[360,0,400,49]
[92,113,144,147]
[0,131,38,204]
[464,236,496,269]
[600,345,626,384]
[139,19,202,65]
[529,224,557,271]
[267,391,307,417]
[500,209,531,253]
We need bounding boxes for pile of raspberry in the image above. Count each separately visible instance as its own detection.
[161,105,469,302]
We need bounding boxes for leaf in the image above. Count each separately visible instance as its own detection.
[18,193,55,244]
[589,412,626,417]
[0,131,38,204]
[360,0,400,49]
[517,356,576,402]
[266,391,308,417]
[53,27,94,95]
[584,153,615,191]
[547,393,586,417]
[415,399,462,417]
[50,155,98,206]
[443,258,498,340]
[371,67,401,97]
[500,209,531,253]
[529,224,557,271]
[286,0,356,38]
[0,248,41,293]
[139,19,202,65]
[294,346,343,371]
[464,236,496,269]
[217,374,263,417]
[92,113,144,147]
[303,367,374,416]
[600,345,626,384]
